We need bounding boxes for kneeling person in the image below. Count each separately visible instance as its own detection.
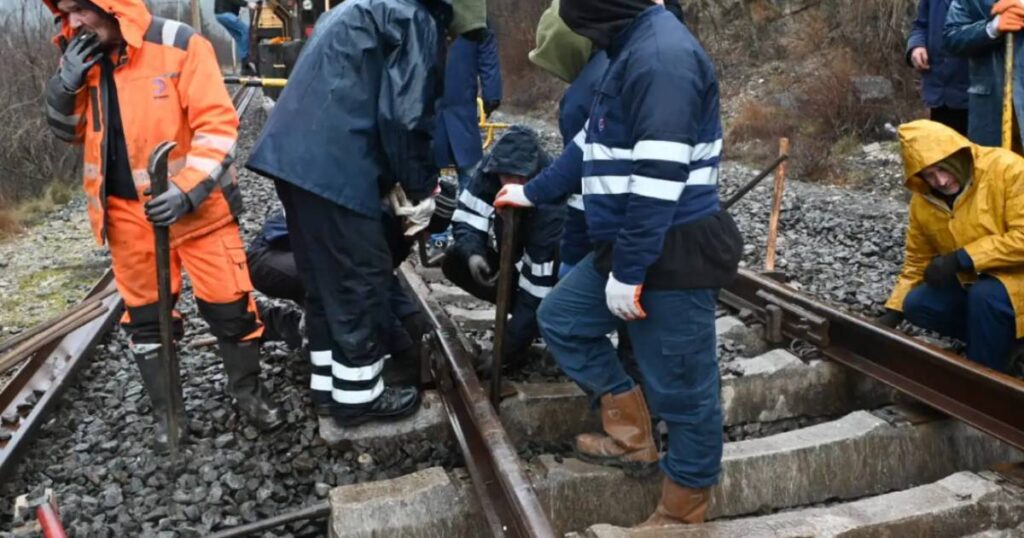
[443,126,564,369]
[880,119,1024,373]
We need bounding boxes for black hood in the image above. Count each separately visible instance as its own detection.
[559,0,653,49]
[481,126,550,179]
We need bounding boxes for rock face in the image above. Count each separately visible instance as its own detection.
[852,75,896,105]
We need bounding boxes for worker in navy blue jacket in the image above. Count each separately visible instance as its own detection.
[907,0,969,134]
[945,0,1024,148]
[496,0,742,527]
[435,28,503,190]
[443,126,564,371]
[246,0,453,427]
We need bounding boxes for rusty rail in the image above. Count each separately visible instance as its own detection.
[722,268,1024,451]
[399,264,556,538]
[0,271,123,481]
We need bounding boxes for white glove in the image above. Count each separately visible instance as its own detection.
[494,184,534,208]
[394,196,436,237]
[606,274,646,321]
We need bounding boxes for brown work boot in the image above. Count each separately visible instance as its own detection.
[637,476,710,527]
[575,386,659,477]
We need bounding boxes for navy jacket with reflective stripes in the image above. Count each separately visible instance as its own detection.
[525,6,724,286]
[558,51,608,268]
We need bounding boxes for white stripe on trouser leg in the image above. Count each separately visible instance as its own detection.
[333,378,384,405]
[332,359,385,381]
[310,373,333,391]
[310,350,332,367]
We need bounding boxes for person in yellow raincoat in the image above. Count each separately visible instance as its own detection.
[878,119,1024,373]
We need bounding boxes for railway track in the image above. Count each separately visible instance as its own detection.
[2,83,1023,536]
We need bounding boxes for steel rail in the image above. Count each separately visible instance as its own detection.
[722,268,1024,451]
[399,264,556,538]
[0,270,122,481]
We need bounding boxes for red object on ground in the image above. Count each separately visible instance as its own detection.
[36,504,67,538]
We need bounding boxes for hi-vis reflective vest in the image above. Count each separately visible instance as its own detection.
[43,0,242,247]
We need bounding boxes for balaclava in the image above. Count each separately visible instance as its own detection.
[559,0,654,50]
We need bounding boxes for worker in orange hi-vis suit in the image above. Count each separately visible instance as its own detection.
[42,0,283,451]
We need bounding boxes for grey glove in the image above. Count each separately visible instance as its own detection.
[468,254,496,287]
[59,31,102,92]
[144,183,193,226]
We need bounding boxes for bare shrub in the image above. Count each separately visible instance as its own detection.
[0,3,79,210]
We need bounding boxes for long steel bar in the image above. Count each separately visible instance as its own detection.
[0,287,116,356]
[491,208,519,410]
[0,304,107,375]
[722,269,1024,450]
[722,154,788,210]
[205,501,330,538]
[399,264,556,538]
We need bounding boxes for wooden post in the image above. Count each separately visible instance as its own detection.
[1003,34,1014,151]
[764,137,790,272]
[191,0,202,34]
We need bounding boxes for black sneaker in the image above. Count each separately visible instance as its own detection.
[329,386,421,427]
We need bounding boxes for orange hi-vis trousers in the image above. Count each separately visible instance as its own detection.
[105,196,263,344]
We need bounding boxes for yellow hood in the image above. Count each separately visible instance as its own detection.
[898,119,975,195]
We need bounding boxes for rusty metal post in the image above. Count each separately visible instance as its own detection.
[190,0,202,34]
[491,208,519,411]
[147,141,185,457]
[764,137,790,272]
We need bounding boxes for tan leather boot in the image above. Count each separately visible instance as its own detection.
[638,476,710,527]
[575,386,659,477]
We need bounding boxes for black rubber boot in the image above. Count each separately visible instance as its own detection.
[218,339,285,431]
[132,344,187,452]
[257,302,304,350]
[330,385,421,427]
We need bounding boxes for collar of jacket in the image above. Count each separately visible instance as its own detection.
[607,4,662,58]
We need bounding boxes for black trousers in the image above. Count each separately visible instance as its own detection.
[247,238,305,304]
[930,106,969,137]
[275,180,391,409]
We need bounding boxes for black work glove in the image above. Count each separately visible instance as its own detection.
[428,176,457,234]
[923,252,962,288]
[467,254,496,287]
[876,309,904,328]
[144,183,193,226]
[59,31,102,92]
[483,99,501,117]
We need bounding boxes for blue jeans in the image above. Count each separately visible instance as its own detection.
[216,12,249,62]
[537,254,723,488]
[903,277,1017,372]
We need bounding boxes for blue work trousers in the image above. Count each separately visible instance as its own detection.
[216,12,249,62]
[537,254,723,488]
[903,277,1017,372]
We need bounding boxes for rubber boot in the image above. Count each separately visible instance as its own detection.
[575,386,659,477]
[132,344,187,452]
[257,302,304,350]
[218,339,285,431]
[637,476,710,527]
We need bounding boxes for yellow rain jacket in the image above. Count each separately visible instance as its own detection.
[887,120,1024,337]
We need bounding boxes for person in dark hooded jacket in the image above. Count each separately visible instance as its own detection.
[246,0,454,427]
[443,126,565,368]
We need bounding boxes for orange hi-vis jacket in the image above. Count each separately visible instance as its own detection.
[43,0,242,247]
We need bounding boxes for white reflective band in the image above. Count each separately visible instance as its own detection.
[522,253,554,277]
[586,143,631,161]
[572,128,587,150]
[193,132,237,154]
[568,194,585,210]
[83,163,100,179]
[583,175,630,195]
[168,157,186,176]
[518,275,551,299]
[632,140,693,164]
[162,20,183,46]
[630,175,685,201]
[132,169,150,188]
[692,139,723,162]
[458,189,494,218]
[310,350,332,367]
[687,167,720,186]
[310,373,333,391]
[332,359,384,382]
[452,209,490,232]
[186,155,222,175]
[46,104,80,127]
[333,378,384,405]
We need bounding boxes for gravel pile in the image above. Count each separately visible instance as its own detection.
[0,100,459,538]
